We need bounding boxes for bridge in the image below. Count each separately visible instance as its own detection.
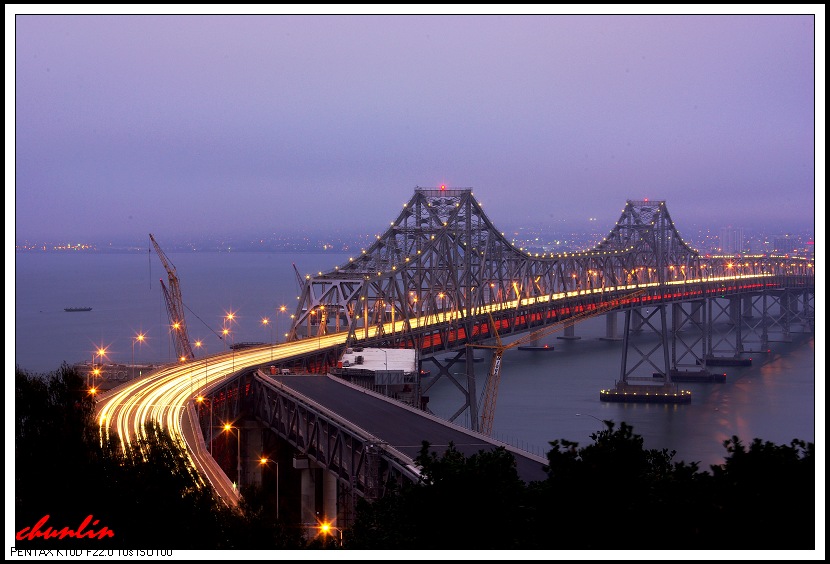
[96,187,814,533]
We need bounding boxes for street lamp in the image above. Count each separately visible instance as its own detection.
[223,327,234,371]
[316,519,342,546]
[262,317,272,360]
[277,305,288,343]
[194,340,206,392]
[259,456,279,518]
[90,346,108,389]
[132,332,146,380]
[224,423,242,490]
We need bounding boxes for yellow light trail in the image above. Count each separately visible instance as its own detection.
[95,273,790,494]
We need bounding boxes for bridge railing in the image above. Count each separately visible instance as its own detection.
[252,371,421,490]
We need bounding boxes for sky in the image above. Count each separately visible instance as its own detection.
[8,7,824,245]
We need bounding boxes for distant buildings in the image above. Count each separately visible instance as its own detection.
[719,226,745,254]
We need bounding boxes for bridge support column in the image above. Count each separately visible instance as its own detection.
[322,469,338,525]
[671,303,684,333]
[600,312,622,341]
[742,296,754,318]
[557,320,581,340]
[242,421,264,489]
[728,298,741,326]
[294,456,317,530]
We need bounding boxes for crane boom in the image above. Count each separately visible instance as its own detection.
[475,290,647,435]
[150,234,194,360]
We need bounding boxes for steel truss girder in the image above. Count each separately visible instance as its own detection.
[286,190,813,351]
[619,305,672,384]
[244,372,419,502]
[671,300,707,370]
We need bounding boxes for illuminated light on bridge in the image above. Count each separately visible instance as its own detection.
[96,189,813,511]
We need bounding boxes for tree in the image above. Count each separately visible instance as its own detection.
[347,441,533,549]
[14,365,305,549]
[347,420,815,551]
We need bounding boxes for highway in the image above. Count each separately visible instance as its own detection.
[94,335,349,507]
[94,273,786,502]
[265,374,549,482]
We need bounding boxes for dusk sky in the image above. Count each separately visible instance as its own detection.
[9,8,822,244]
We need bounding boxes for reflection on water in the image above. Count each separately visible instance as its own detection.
[423,316,816,469]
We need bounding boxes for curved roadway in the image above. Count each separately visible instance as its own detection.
[95,274,781,500]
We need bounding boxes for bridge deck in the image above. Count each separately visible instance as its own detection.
[267,374,549,483]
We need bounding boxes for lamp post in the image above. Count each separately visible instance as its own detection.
[262,317,272,360]
[317,520,343,546]
[223,327,234,371]
[224,312,236,371]
[194,340,205,392]
[91,346,107,390]
[259,457,279,518]
[132,332,146,380]
[224,423,242,490]
[277,305,288,343]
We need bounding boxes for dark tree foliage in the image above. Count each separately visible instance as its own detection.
[15,364,99,539]
[347,441,533,549]
[347,420,815,551]
[14,366,305,550]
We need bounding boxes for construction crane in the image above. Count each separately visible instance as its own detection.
[150,233,195,361]
[472,290,647,435]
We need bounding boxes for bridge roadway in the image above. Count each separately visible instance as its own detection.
[96,274,809,501]
[263,373,549,483]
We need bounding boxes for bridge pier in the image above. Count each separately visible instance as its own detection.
[557,320,581,340]
[742,296,754,318]
[599,312,622,341]
[242,420,264,489]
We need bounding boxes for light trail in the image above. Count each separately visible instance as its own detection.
[95,273,790,500]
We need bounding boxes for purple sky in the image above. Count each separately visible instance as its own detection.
[10,10,821,242]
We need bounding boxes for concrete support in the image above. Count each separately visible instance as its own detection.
[243,421,263,488]
[295,456,316,527]
[557,320,581,340]
[600,312,621,341]
[322,469,338,524]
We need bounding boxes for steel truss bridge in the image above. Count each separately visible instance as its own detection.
[98,186,814,532]
[286,187,814,425]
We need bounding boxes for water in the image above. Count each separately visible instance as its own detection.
[12,251,818,468]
